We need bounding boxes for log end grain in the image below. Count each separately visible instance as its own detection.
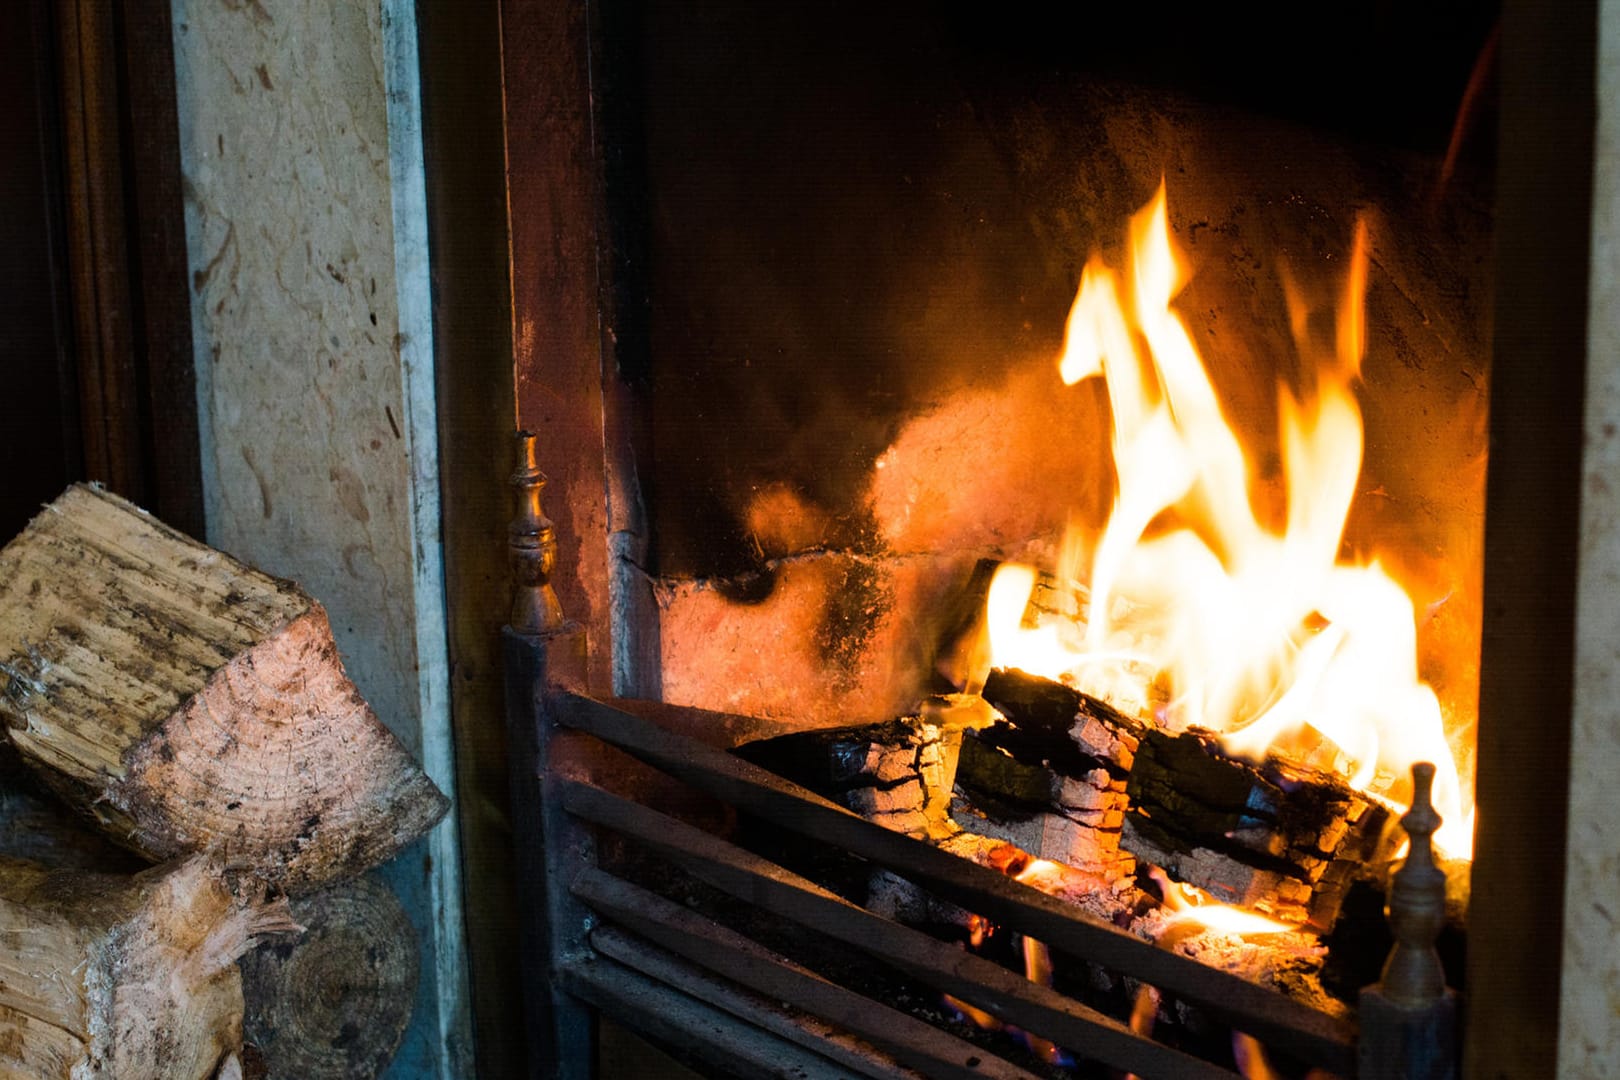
[240,874,417,1080]
[0,486,448,893]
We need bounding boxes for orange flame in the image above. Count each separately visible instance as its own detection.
[986,183,1473,858]
[1148,866,1294,937]
[944,860,1073,1066]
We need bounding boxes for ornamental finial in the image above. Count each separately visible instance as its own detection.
[1379,762,1449,1006]
[509,431,566,635]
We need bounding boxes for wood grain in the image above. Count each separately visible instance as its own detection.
[0,485,447,892]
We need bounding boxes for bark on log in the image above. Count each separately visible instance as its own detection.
[0,485,448,893]
[239,874,417,1080]
[0,852,297,1079]
[0,782,143,873]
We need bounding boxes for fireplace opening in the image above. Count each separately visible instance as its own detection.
[498,1,1526,1076]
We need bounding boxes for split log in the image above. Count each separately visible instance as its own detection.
[1124,726,1393,927]
[958,670,1144,880]
[240,874,417,1080]
[734,695,993,839]
[0,852,297,1079]
[0,485,448,893]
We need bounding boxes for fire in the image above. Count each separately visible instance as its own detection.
[943,858,1074,1066]
[1147,866,1293,937]
[985,183,1473,858]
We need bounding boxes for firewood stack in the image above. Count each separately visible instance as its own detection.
[0,485,449,1078]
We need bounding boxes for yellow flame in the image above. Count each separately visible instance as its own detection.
[989,182,1474,859]
[1148,866,1294,937]
[943,860,1073,1066]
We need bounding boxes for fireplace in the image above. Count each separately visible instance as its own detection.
[456,1,1597,1077]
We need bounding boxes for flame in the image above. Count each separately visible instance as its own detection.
[1232,1032,1280,1080]
[943,860,1074,1066]
[1148,866,1294,937]
[986,182,1474,859]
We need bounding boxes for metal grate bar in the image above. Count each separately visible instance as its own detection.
[562,778,1244,1080]
[554,690,1356,1074]
[578,869,1040,1080]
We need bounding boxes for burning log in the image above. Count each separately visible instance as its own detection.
[959,669,1145,880]
[0,852,297,1079]
[0,485,449,893]
[979,668,1392,929]
[1124,726,1393,928]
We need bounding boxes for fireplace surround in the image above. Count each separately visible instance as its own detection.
[417,1,1599,1076]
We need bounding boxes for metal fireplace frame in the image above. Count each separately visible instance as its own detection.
[417,1,1598,1076]
[502,438,1457,1080]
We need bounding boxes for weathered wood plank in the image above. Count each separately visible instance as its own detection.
[554,691,1357,1073]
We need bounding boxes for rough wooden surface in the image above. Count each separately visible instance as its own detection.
[0,781,142,873]
[0,852,296,1079]
[240,873,417,1080]
[0,485,447,892]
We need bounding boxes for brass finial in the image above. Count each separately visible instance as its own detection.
[1379,762,1449,1007]
[510,431,566,635]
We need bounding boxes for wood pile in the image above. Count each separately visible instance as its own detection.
[0,486,448,1077]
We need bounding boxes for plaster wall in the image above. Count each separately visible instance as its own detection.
[169,1,468,1074]
[1561,1,1620,1071]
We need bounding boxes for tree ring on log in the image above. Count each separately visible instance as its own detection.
[240,874,418,1079]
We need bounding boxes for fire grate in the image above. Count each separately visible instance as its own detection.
[501,436,1456,1080]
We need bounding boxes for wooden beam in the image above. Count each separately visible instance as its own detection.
[562,778,1243,1080]
[414,1,524,1073]
[576,870,1039,1080]
[554,691,1357,1073]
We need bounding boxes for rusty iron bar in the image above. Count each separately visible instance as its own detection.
[553,690,1357,1074]
[561,778,1244,1080]
[590,926,927,1080]
[576,869,1041,1080]
[557,957,860,1079]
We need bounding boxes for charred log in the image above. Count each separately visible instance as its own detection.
[1124,726,1393,927]
[733,697,988,839]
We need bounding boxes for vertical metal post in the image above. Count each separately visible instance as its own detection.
[505,432,596,1079]
[1359,763,1458,1080]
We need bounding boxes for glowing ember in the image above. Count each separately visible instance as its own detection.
[1147,866,1294,938]
[985,182,1474,859]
